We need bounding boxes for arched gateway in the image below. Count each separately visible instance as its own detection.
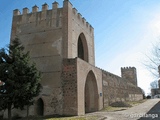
[85,71,98,113]
[35,98,44,116]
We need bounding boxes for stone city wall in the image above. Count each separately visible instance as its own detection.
[102,70,143,107]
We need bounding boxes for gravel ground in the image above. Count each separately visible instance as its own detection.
[86,99,160,120]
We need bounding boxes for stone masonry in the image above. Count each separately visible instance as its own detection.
[6,0,143,118]
[151,66,160,98]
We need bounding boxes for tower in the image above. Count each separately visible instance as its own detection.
[10,0,95,116]
[121,67,138,86]
[9,0,142,118]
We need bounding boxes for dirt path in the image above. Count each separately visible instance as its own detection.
[86,99,160,120]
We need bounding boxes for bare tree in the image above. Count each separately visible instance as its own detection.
[145,42,160,78]
[150,80,159,89]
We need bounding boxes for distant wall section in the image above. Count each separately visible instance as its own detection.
[102,70,143,107]
[121,67,138,86]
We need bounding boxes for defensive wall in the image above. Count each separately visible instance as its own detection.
[102,68,143,107]
[2,0,143,118]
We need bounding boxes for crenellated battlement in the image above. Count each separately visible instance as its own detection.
[13,2,59,16]
[71,7,93,33]
[121,66,137,86]
[42,3,49,11]
[12,1,93,33]
[121,66,136,70]
[23,7,29,14]
[12,2,62,28]
[32,5,39,13]
[13,9,21,16]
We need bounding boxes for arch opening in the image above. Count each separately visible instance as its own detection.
[77,33,88,62]
[35,98,44,116]
[85,71,98,113]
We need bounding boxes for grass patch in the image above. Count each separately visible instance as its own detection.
[110,101,132,107]
[101,106,128,112]
[127,99,147,106]
[102,99,147,112]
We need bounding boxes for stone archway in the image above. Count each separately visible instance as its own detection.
[85,71,98,113]
[77,33,88,62]
[35,98,44,116]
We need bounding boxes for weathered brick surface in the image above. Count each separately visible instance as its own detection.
[62,59,77,115]
[102,70,143,107]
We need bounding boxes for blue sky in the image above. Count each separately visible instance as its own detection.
[1,0,160,95]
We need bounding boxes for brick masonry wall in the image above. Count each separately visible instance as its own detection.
[62,59,78,115]
[62,58,103,115]
[102,70,143,107]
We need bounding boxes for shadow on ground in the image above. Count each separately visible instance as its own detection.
[138,101,160,120]
[1,115,74,120]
